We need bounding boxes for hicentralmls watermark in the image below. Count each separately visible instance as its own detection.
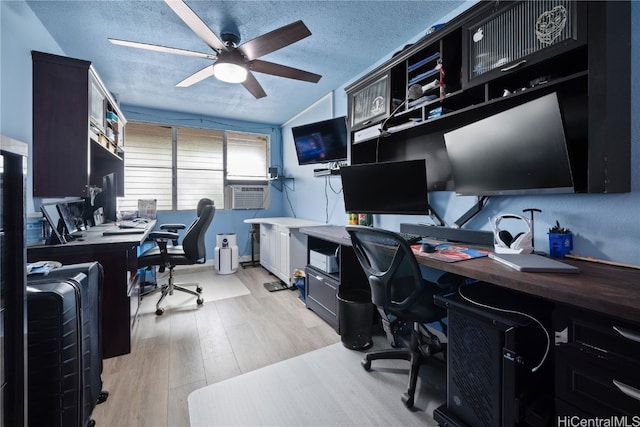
[557,416,640,427]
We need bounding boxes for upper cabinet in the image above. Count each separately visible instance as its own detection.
[345,0,631,194]
[32,51,126,198]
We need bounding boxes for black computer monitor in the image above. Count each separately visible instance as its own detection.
[40,202,66,244]
[340,159,430,214]
[99,172,118,222]
[57,199,86,238]
[292,116,348,165]
[444,92,575,196]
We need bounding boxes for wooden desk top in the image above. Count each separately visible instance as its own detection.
[29,220,156,251]
[244,217,322,228]
[300,225,640,324]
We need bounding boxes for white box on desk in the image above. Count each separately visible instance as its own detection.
[309,249,339,273]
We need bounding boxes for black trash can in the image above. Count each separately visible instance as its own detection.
[338,289,374,350]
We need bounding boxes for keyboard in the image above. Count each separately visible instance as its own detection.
[398,232,422,245]
[103,229,146,236]
[118,220,146,229]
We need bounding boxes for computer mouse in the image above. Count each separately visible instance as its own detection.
[420,243,436,253]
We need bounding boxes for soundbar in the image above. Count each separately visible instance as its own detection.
[400,223,493,246]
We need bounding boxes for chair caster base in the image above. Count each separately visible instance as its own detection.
[361,359,372,371]
[97,390,109,404]
[196,286,203,293]
[401,393,414,409]
[197,298,204,305]
[156,307,165,315]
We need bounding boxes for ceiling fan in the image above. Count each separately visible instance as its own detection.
[109,0,321,99]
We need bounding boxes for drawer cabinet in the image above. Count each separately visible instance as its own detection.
[305,266,339,331]
[554,306,640,416]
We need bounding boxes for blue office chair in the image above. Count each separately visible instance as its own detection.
[346,225,460,409]
[138,198,215,315]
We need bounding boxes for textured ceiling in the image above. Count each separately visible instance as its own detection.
[26,0,467,125]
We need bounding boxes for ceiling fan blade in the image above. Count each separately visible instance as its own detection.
[242,72,267,99]
[239,20,311,60]
[176,64,216,87]
[250,59,321,83]
[164,0,226,53]
[108,38,217,60]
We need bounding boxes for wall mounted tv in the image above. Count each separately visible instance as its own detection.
[444,92,579,196]
[340,159,429,214]
[292,116,348,165]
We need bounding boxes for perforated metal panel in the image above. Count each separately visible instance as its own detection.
[448,310,503,427]
[469,1,576,79]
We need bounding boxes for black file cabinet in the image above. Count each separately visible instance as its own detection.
[554,305,640,417]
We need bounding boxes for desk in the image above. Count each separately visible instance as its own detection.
[300,225,640,323]
[27,221,156,358]
[301,225,640,421]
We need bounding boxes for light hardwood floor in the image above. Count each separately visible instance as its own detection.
[91,265,340,427]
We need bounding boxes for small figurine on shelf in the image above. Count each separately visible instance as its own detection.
[548,220,573,258]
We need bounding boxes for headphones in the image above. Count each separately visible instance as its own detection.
[491,214,533,254]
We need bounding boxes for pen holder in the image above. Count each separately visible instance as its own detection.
[548,233,573,258]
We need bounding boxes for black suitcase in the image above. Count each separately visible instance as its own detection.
[27,273,85,427]
[45,262,107,412]
[28,262,107,427]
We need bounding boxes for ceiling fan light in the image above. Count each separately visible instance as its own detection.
[213,62,247,83]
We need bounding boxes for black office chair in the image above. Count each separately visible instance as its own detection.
[138,198,215,315]
[346,225,459,409]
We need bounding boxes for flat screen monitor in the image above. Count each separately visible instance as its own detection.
[292,116,348,165]
[443,92,575,196]
[41,202,66,244]
[340,159,429,214]
[97,172,118,222]
[57,199,85,237]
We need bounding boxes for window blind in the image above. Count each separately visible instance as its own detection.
[118,122,269,213]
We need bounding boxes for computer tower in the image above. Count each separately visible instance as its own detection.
[434,282,553,427]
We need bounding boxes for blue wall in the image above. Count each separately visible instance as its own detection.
[2,0,638,266]
[278,2,640,266]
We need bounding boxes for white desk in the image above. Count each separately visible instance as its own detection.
[244,217,322,284]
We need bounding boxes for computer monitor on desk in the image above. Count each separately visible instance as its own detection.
[340,159,444,225]
[41,200,86,244]
[93,172,118,223]
[57,199,86,239]
[41,202,66,244]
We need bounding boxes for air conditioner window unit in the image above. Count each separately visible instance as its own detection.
[226,185,270,210]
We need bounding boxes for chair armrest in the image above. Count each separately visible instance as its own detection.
[160,223,186,231]
[148,231,179,241]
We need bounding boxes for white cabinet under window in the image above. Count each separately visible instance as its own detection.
[247,218,321,285]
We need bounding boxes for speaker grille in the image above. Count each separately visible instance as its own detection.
[448,310,503,427]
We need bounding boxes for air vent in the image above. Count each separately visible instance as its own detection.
[226,185,270,210]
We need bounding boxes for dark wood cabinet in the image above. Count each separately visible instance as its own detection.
[345,0,631,194]
[302,227,369,333]
[32,51,126,198]
[554,305,640,417]
[1,135,28,427]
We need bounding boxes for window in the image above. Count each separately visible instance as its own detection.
[118,122,269,212]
